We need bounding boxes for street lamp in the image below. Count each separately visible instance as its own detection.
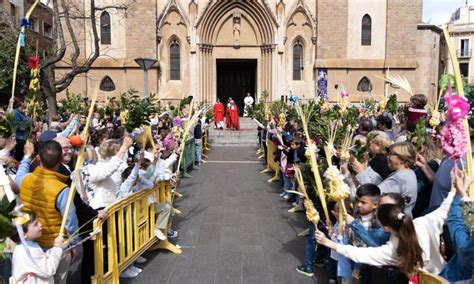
[134,58,157,98]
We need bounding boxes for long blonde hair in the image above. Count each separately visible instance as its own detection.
[389,142,416,168]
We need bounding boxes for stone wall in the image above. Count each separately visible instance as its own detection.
[415,25,442,103]
[316,0,348,59]
[385,0,422,61]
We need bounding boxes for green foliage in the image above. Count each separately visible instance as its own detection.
[306,102,358,147]
[439,74,457,92]
[122,91,160,132]
[58,90,84,114]
[0,38,31,99]
[385,94,398,115]
[270,100,288,117]
[406,119,426,151]
[350,139,368,162]
[247,96,266,123]
[0,196,15,240]
[177,96,193,116]
[0,112,14,138]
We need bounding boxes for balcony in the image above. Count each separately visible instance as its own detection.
[457,49,472,58]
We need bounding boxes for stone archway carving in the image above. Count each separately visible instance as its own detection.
[198,1,276,45]
[284,1,317,42]
[196,1,277,102]
[156,0,191,44]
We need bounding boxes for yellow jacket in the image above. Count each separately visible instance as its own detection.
[20,166,68,248]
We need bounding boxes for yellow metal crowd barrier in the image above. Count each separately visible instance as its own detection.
[91,181,180,284]
[260,141,279,183]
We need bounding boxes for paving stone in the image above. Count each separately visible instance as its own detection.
[125,146,328,283]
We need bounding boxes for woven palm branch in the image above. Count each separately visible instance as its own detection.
[374,74,413,97]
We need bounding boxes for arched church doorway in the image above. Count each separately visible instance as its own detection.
[216,59,256,116]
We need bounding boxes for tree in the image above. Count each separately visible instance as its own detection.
[0,0,134,118]
[0,38,31,106]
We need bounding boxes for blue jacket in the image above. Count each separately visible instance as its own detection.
[13,108,32,140]
[439,198,473,282]
[349,218,390,247]
[349,216,391,274]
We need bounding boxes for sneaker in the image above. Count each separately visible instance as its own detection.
[135,256,147,264]
[155,229,167,240]
[279,191,286,197]
[130,265,142,274]
[168,229,178,239]
[296,265,314,277]
[293,204,305,211]
[292,201,298,207]
[283,193,290,200]
[120,267,139,278]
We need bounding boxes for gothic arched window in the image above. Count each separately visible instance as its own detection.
[293,40,303,81]
[100,12,111,45]
[100,76,115,91]
[361,14,372,46]
[170,40,180,80]
[357,77,372,92]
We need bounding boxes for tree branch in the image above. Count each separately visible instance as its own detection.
[61,1,80,70]
[54,0,100,92]
[41,0,67,69]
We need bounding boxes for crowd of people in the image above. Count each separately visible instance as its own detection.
[257,93,473,283]
[0,95,208,283]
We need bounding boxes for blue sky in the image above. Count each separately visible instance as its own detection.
[423,0,465,25]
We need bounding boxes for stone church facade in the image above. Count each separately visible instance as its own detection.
[58,0,433,110]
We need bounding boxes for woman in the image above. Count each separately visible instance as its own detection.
[315,172,469,279]
[411,136,441,217]
[356,142,418,216]
[352,131,393,183]
[82,137,133,209]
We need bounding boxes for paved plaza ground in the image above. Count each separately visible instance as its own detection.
[122,146,328,283]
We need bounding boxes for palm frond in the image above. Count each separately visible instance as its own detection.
[374,74,413,96]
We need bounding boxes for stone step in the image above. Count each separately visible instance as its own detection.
[207,122,259,146]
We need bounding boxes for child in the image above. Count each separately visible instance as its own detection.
[347,184,385,283]
[11,212,64,283]
[327,202,352,284]
[406,93,428,132]
[315,170,469,279]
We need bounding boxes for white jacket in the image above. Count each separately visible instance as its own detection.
[82,156,123,209]
[154,153,177,181]
[12,242,63,283]
[336,191,454,275]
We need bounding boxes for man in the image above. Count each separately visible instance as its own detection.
[53,136,108,284]
[213,98,225,130]
[243,93,254,117]
[376,114,395,141]
[106,121,115,138]
[228,100,240,130]
[13,96,32,161]
[17,140,79,284]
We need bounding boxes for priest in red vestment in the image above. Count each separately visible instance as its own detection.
[213,98,225,129]
[228,99,240,130]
